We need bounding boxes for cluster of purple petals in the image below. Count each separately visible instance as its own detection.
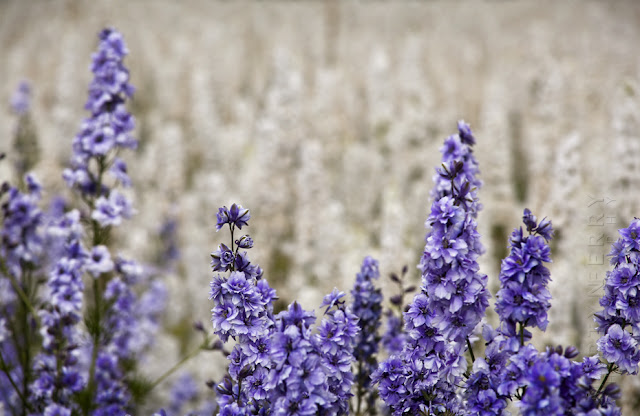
[430,120,483,217]
[264,302,327,416]
[314,289,359,415]
[518,347,620,415]
[30,209,87,414]
[88,258,166,416]
[350,256,382,399]
[216,204,250,232]
[473,324,621,415]
[374,123,489,415]
[63,28,136,204]
[381,311,405,356]
[11,81,31,116]
[1,175,43,278]
[595,218,640,374]
[495,208,553,348]
[210,207,276,414]
[91,351,129,416]
[0,177,44,413]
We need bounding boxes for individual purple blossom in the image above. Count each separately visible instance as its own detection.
[211,243,235,272]
[109,158,131,187]
[236,235,254,249]
[216,204,250,231]
[91,190,134,227]
[85,245,114,277]
[597,324,640,374]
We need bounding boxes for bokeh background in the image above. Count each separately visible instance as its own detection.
[1,0,640,411]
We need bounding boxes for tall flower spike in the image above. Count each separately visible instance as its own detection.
[315,289,359,415]
[375,123,489,415]
[595,218,640,375]
[350,256,383,414]
[495,208,553,350]
[209,204,275,415]
[30,210,87,414]
[63,27,136,199]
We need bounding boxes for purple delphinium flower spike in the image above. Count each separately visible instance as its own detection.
[0,176,44,278]
[266,302,327,416]
[350,256,383,414]
[430,120,483,217]
[209,205,275,414]
[374,123,489,415]
[315,289,359,415]
[494,208,553,350]
[30,210,87,414]
[595,218,640,375]
[63,27,136,200]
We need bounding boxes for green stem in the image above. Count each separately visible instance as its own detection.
[519,323,525,347]
[148,343,204,391]
[85,277,102,415]
[355,359,363,416]
[0,259,40,327]
[596,363,617,395]
[466,336,476,363]
[84,157,108,415]
[0,349,31,412]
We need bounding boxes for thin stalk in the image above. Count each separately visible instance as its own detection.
[355,359,364,416]
[0,259,40,327]
[597,363,617,395]
[148,343,204,391]
[0,349,31,413]
[84,156,108,415]
[466,336,476,363]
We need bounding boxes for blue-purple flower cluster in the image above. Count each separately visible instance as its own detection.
[0,27,168,416]
[350,257,382,413]
[30,210,87,415]
[495,209,553,350]
[373,123,489,415]
[210,206,362,415]
[595,219,640,375]
[4,24,640,416]
[63,27,136,209]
